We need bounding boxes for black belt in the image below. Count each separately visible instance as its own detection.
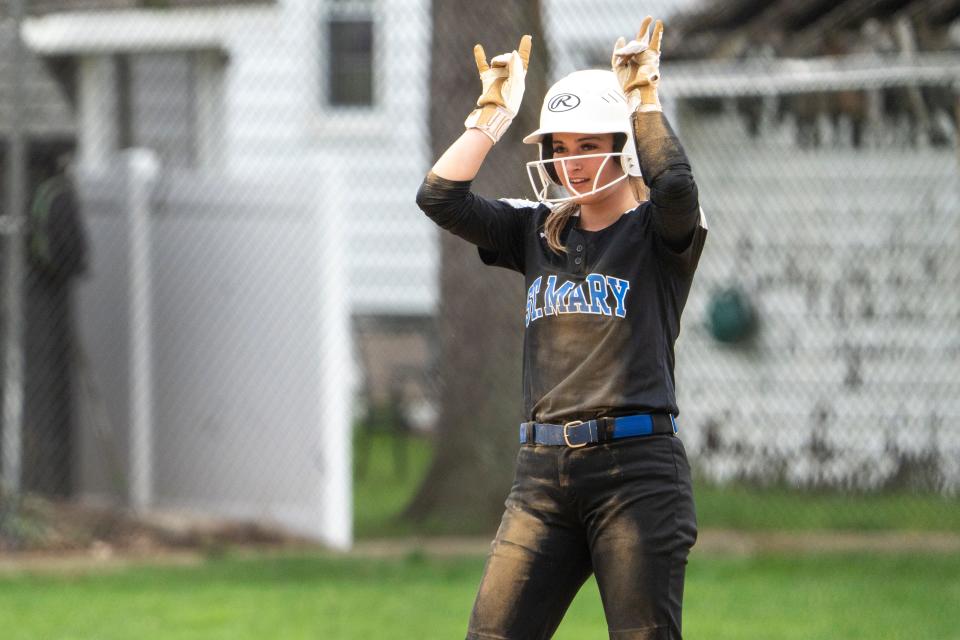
[520,414,677,448]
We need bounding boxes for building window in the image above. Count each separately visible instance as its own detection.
[327,18,374,107]
[114,51,223,168]
[116,52,199,167]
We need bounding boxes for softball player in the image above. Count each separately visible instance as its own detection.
[416,17,706,639]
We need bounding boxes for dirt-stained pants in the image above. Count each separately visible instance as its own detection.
[466,433,698,640]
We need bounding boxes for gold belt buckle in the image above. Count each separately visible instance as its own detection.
[563,420,587,448]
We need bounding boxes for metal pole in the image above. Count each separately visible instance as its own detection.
[125,149,158,513]
[1,0,28,501]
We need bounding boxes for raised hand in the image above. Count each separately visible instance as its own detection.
[612,17,663,112]
[465,35,533,143]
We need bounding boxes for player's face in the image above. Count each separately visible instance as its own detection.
[550,132,624,203]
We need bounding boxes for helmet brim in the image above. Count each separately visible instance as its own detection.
[523,123,632,145]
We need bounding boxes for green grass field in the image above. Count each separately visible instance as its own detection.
[694,481,960,532]
[1,550,959,639]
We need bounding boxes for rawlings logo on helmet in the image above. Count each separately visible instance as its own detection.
[547,94,581,112]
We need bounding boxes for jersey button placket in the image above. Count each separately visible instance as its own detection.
[569,232,585,273]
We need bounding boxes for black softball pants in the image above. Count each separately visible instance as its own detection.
[465,433,698,640]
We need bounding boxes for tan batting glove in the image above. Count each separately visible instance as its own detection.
[464,35,532,143]
[612,17,663,112]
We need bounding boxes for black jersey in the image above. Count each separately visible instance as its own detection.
[417,112,707,423]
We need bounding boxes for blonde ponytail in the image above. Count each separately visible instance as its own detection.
[543,202,579,254]
[629,175,649,202]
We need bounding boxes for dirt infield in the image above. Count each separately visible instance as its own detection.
[2,529,959,576]
[695,529,960,555]
[349,529,960,558]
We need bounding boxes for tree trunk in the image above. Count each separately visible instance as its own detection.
[404,0,548,531]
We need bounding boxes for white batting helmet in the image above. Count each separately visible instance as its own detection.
[523,70,641,203]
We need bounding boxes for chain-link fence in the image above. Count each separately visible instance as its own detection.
[674,72,959,493]
[2,0,958,551]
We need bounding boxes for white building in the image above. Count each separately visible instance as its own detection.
[24,0,436,313]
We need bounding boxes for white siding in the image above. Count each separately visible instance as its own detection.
[674,109,960,489]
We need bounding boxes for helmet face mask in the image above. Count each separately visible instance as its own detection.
[526,152,631,204]
[523,70,642,203]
